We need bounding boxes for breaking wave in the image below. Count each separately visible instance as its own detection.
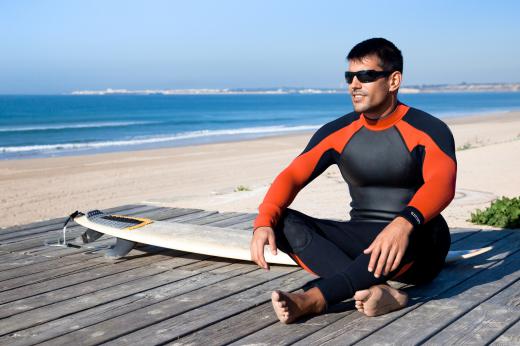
[0,125,319,154]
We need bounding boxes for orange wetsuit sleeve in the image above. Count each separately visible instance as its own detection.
[253,116,363,230]
[396,120,457,225]
[253,153,323,229]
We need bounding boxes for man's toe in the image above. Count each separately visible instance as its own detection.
[354,289,372,302]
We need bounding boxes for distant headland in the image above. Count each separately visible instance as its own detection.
[70,83,520,95]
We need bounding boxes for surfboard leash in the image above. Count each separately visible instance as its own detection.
[44,211,84,248]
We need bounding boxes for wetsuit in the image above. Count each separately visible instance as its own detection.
[253,103,457,305]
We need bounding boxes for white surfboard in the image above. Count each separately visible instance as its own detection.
[72,210,296,265]
[68,210,493,267]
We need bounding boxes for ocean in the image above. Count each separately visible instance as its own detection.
[1,92,520,160]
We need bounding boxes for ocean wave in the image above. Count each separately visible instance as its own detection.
[0,121,158,132]
[0,125,320,153]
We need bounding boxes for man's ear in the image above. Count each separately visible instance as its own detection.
[388,71,402,92]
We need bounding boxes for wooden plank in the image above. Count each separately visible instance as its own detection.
[176,284,394,345]
[0,207,204,255]
[0,257,108,292]
[226,216,257,230]
[490,319,520,345]
[425,278,520,344]
[208,213,256,227]
[235,305,363,346]
[5,209,504,345]
[172,226,512,346]
[0,208,163,254]
[0,248,107,283]
[0,250,185,307]
[27,210,253,260]
[0,251,57,272]
[229,287,401,346]
[34,264,297,345]
[449,228,513,249]
[172,228,512,346]
[291,229,520,345]
[157,210,219,224]
[0,207,195,279]
[226,229,509,345]
[450,227,484,243]
[173,303,279,345]
[0,206,189,248]
[0,209,256,342]
[0,209,240,297]
[171,211,239,225]
[83,268,307,346]
[25,236,132,259]
[1,262,262,344]
[0,252,217,312]
[28,208,245,261]
[27,209,214,258]
[0,244,134,282]
[0,204,159,240]
[0,259,247,339]
[355,249,520,345]
[0,204,143,234]
[179,275,400,343]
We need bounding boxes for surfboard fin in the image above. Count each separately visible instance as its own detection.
[104,237,136,260]
[77,229,104,244]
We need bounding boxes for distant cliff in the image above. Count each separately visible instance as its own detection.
[400,83,520,93]
[71,83,520,95]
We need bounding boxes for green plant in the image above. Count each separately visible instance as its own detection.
[234,185,251,192]
[469,196,520,228]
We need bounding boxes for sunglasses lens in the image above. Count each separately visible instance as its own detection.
[359,71,378,83]
[345,71,375,84]
[345,72,354,84]
[345,70,390,84]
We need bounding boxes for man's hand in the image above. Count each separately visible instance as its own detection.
[363,217,414,278]
[250,226,277,270]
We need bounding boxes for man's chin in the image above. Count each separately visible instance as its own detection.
[352,104,368,113]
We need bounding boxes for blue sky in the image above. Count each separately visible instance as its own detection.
[1,0,519,94]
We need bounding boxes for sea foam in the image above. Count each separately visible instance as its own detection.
[0,125,319,154]
[0,121,157,133]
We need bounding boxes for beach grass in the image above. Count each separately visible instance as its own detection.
[470,196,520,228]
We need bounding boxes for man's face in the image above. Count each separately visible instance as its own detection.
[347,55,394,117]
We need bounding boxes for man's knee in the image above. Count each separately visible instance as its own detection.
[275,209,314,253]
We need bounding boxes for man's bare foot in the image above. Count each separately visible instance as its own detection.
[353,284,408,317]
[271,287,326,324]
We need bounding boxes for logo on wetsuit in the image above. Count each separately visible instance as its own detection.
[410,211,421,225]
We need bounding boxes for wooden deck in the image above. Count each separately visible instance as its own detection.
[0,204,519,345]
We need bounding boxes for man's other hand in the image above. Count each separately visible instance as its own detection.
[250,226,277,270]
[363,217,413,278]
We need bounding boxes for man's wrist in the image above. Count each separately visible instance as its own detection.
[393,216,414,234]
[397,206,424,228]
[253,226,273,233]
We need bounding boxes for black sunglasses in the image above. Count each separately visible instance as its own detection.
[345,70,393,84]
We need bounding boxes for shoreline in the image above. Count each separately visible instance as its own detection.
[1,110,519,229]
[2,109,519,162]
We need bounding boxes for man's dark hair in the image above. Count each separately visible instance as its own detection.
[347,38,403,73]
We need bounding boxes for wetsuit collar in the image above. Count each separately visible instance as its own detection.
[361,102,410,131]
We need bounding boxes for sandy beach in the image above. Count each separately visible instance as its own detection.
[1,111,519,229]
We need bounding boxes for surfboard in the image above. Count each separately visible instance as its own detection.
[71,209,296,265]
[65,209,493,266]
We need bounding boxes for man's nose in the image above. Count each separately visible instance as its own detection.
[349,76,362,91]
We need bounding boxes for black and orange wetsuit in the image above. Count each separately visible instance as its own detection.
[253,102,457,305]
